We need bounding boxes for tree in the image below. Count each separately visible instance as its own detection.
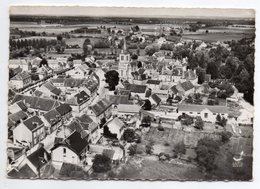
[131,54,138,60]
[145,143,154,155]
[104,70,119,91]
[220,131,232,143]
[83,38,92,55]
[144,44,159,56]
[195,137,220,172]
[122,129,136,143]
[196,67,206,84]
[194,116,204,130]
[173,141,186,158]
[128,145,137,156]
[141,116,152,127]
[92,154,111,173]
[137,61,142,68]
[216,115,227,127]
[142,99,152,110]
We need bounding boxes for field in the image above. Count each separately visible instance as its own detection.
[182,33,254,42]
[116,156,204,180]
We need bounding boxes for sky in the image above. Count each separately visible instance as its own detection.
[10,6,255,19]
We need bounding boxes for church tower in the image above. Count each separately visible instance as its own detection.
[118,37,130,79]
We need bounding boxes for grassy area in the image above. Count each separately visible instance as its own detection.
[182,33,254,42]
[116,156,204,180]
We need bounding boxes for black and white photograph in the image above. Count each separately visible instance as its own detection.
[6,5,255,181]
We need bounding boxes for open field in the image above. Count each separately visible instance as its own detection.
[116,156,204,180]
[182,33,254,42]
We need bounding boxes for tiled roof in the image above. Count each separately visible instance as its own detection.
[170,85,179,94]
[55,103,72,116]
[66,131,89,155]
[179,81,194,91]
[117,104,141,113]
[9,59,27,65]
[106,95,129,105]
[68,120,85,133]
[50,78,65,84]
[34,90,43,97]
[7,164,37,178]
[27,146,50,169]
[43,109,61,126]
[74,91,90,105]
[64,78,84,88]
[12,95,60,112]
[16,100,27,111]
[178,103,229,114]
[147,79,161,85]
[124,83,147,93]
[10,71,31,81]
[104,117,124,131]
[150,93,162,104]
[23,116,44,131]
[8,111,28,123]
[91,98,113,116]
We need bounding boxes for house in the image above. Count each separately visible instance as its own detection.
[9,71,31,90]
[7,146,50,178]
[9,59,31,71]
[47,59,66,70]
[12,95,60,115]
[38,66,53,80]
[103,117,125,140]
[178,103,228,122]
[82,79,99,96]
[41,109,62,134]
[9,100,27,114]
[146,80,161,90]
[67,64,89,79]
[13,116,45,147]
[51,131,89,166]
[73,114,100,144]
[183,69,198,85]
[149,93,162,106]
[106,95,130,106]
[89,98,113,123]
[176,81,195,97]
[55,103,73,121]
[117,104,141,116]
[36,82,63,100]
[72,59,83,68]
[237,109,254,126]
[123,83,147,99]
[66,90,90,113]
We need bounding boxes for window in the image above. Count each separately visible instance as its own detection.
[213,113,216,115]
[126,56,128,61]
[63,148,66,154]
[204,113,208,118]
[121,55,124,61]
[197,112,200,115]
[121,70,123,77]
[189,112,193,114]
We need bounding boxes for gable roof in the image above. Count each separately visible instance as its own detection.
[178,103,229,114]
[150,93,162,104]
[124,83,147,93]
[27,146,50,169]
[7,164,37,178]
[9,111,28,123]
[23,116,44,131]
[66,131,89,155]
[179,81,194,91]
[106,95,129,105]
[170,85,179,94]
[10,71,31,81]
[104,117,124,131]
[117,104,141,114]
[55,103,72,116]
[12,95,60,112]
[43,109,61,126]
[91,98,113,116]
[74,91,90,105]
[147,80,161,85]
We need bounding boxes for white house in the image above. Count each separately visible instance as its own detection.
[9,71,31,90]
[13,116,45,147]
[67,64,89,79]
[103,117,125,140]
[66,90,90,113]
[9,59,31,71]
[117,104,141,117]
[51,131,89,166]
[178,104,228,122]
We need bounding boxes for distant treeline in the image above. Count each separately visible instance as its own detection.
[10,15,255,25]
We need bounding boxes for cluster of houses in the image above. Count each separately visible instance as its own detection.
[7,28,254,179]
